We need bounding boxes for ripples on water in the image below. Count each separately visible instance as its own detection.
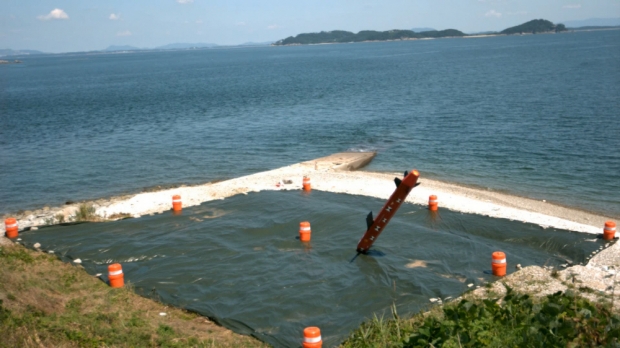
[1,30,619,216]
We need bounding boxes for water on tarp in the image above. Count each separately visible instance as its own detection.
[18,191,606,347]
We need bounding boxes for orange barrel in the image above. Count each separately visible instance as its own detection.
[172,195,182,212]
[492,251,507,276]
[4,218,18,238]
[303,176,311,191]
[299,221,311,242]
[303,327,322,348]
[108,263,124,288]
[428,195,438,211]
[604,221,616,240]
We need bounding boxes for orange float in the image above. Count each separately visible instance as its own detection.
[356,170,420,253]
[172,195,182,212]
[302,327,322,348]
[299,221,311,242]
[492,251,507,276]
[604,221,616,240]
[303,177,311,191]
[108,263,125,288]
[428,195,438,211]
[4,218,18,238]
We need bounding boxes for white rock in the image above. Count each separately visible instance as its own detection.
[516,264,522,270]
[48,250,54,254]
[159,312,167,316]
[17,238,21,241]
[429,298,438,303]
[601,266,609,271]
[73,258,82,264]
[31,226,38,231]
[467,283,474,288]
[95,273,102,277]
[33,243,41,248]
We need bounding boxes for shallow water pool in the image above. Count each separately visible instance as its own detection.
[19,190,605,347]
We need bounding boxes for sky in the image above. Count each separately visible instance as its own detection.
[1,0,620,53]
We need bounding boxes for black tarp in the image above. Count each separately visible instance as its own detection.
[18,191,605,347]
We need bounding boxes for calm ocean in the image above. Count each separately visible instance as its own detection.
[1,30,619,217]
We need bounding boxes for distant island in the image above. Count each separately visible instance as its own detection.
[500,19,566,35]
[274,29,465,45]
[273,19,568,46]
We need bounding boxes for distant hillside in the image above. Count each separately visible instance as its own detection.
[569,25,620,31]
[501,19,566,35]
[562,18,620,28]
[155,43,218,50]
[0,49,45,57]
[411,27,436,32]
[274,29,465,45]
[239,41,274,46]
[104,45,142,52]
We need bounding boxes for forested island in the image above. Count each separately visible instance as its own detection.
[273,19,567,46]
[501,19,566,34]
[273,29,465,45]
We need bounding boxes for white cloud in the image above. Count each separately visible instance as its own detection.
[267,24,280,30]
[563,4,581,9]
[484,10,502,18]
[109,13,120,20]
[37,9,69,21]
[117,30,132,37]
[176,0,194,4]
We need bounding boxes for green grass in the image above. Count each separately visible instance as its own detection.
[0,244,268,348]
[341,286,620,348]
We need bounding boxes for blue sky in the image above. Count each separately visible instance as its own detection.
[2,0,619,53]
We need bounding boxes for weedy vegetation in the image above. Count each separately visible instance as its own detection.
[341,285,620,348]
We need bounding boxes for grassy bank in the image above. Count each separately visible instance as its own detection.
[341,286,620,347]
[0,242,268,347]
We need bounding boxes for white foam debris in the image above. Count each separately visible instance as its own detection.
[429,298,438,303]
[73,258,82,264]
[95,273,102,277]
[159,312,167,316]
[31,226,38,230]
[33,243,41,249]
[467,283,474,288]
[48,250,54,254]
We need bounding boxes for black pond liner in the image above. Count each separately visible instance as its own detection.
[18,190,605,347]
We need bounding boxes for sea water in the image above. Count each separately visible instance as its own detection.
[1,30,619,217]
